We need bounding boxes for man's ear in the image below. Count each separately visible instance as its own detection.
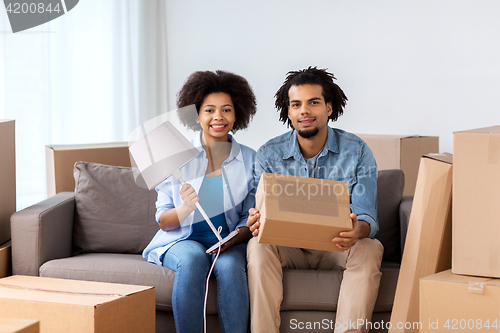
[327,102,333,117]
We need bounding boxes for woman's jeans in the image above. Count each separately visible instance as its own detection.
[162,240,249,333]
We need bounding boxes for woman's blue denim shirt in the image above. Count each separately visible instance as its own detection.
[254,126,379,238]
[142,132,256,265]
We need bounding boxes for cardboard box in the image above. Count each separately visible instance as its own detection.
[420,270,500,332]
[0,241,12,278]
[0,275,155,333]
[453,126,500,278]
[0,319,39,333]
[389,153,453,333]
[46,142,131,197]
[356,134,439,196]
[256,173,352,252]
[0,120,15,245]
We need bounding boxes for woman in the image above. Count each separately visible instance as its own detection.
[142,70,257,332]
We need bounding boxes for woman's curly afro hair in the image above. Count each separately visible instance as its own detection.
[275,66,348,128]
[177,70,257,133]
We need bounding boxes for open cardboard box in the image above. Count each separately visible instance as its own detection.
[256,173,352,252]
[46,142,131,197]
[356,134,439,196]
[0,275,155,333]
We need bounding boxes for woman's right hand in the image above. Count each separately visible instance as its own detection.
[246,208,261,237]
[180,183,199,209]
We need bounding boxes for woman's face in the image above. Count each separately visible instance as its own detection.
[198,92,236,143]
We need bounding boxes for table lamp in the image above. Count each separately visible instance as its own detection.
[129,120,222,242]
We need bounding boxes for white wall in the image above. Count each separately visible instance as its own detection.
[164,0,500,153]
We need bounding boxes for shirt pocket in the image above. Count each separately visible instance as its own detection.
[345,176,358,197]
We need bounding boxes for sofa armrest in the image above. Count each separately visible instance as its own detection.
[11,192,75,276]
[399,195,413,256]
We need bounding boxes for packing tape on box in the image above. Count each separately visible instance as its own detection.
[488,134,500,164]
[0,283,125,297]
[467,282,484,294]
[274,179,343,217]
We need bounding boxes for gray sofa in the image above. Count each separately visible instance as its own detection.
[11,162,411,333]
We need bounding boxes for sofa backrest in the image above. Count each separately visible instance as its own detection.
[375,169,405,263]
[72,162,405,261]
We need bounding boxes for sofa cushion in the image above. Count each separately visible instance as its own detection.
[41,254,397,315]
[375,169,404,262]
[281,261,399,313]
[39,253,219,314]
[73,162,159,254]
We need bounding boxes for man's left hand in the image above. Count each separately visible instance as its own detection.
[332,213,370,251]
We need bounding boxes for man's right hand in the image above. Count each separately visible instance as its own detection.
[246,208,261,237]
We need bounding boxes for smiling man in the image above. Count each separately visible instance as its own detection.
[246,67,383,333]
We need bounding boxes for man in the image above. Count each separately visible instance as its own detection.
[246,67,383,333]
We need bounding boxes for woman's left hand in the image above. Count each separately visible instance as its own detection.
[207,226,252,255]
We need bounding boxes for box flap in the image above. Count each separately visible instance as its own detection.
[46,142,130,151]
[259,173,350,223]
[0,318,39,332]
[455,125,500,134]
[356,134,419,139]
[0,276,153,306]
[421,269,500,287]
[423,152,452,164]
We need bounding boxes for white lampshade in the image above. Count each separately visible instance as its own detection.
[129,121,200,190]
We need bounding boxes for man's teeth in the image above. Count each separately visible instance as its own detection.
[212,125,225,128]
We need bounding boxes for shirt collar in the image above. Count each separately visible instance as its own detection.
[192,131,243,163]
[325,126,340,154]
[283,126,339,161]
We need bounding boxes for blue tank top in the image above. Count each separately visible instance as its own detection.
[187,174,229,247]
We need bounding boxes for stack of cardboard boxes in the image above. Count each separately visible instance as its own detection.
[419,126,500,332]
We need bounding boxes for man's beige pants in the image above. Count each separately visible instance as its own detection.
[247,237,384,333]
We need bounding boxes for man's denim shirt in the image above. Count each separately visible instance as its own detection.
[255,126,379,239]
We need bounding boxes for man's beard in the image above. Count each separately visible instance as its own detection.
[297,127,319,139]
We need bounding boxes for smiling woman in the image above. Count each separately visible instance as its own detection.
[142,70,257,333]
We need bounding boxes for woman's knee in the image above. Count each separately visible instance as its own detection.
[214,245,247,277]
[168,242,211,272]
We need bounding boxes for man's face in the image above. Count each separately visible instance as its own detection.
[287,84,333,139]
